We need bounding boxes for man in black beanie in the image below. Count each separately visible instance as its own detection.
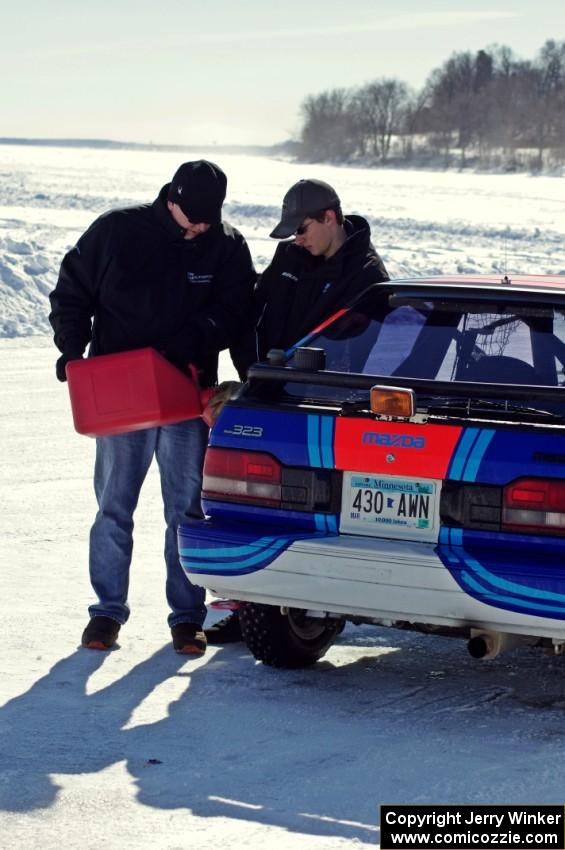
[49,160,256,656]
[167,160,226,226]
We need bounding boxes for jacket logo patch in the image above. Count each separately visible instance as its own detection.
[187,272,213,285]
[281,272,298,282]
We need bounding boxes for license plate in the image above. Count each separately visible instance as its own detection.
[340,473,441,542]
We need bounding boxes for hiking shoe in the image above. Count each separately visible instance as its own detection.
[81,616,121,650]
[171,623,207,655]
[204,611,242,644]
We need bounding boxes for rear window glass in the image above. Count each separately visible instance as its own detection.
[282,297,565,403]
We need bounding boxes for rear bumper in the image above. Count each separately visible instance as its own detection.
[178,519,565,640]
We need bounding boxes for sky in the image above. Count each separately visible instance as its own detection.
[2,0,564,147]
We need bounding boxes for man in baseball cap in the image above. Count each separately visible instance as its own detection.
[270,178,340,239]
[259,176,389,344]
[207,177,389,645]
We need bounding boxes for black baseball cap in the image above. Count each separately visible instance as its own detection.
[167,160,227,224]
[270,178,340,239]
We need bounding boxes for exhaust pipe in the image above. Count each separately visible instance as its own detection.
[467,629,527,661]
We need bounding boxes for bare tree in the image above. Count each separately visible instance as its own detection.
[300,89,359,161]
[531,40,565,169]
[472,50,494,164]
[398,88,427,160]
[425,51,480,167]
[355,78,410,161]
[483,46,527,164]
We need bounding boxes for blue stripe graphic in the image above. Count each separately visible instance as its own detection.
[307,415,336,469]
[461,571,565,615]
[462,553,565,604]
[314,513,327,531]
[311,513,339,533]
[462,429,496,482]
[307,416,322,468]
[448,428,480,480]
[438,526,565,619]
[180,535,287,560]
[182,537,291,569]
[320,416,334,468]
[179,521,340,577]
[438,527,450,546]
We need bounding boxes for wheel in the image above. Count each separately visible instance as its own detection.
[239,603,343,668]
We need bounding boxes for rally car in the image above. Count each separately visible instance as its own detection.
[178,275,565,667]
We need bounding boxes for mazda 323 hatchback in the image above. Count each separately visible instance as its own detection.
[179,275,565,667]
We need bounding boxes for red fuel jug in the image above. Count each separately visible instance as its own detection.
[66,348,214,437]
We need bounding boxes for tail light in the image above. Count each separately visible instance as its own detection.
[502,478,565,535]
[203,447,282,507]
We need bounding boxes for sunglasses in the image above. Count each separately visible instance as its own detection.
[295,219,316,236]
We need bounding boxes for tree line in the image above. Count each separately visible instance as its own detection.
[298,40,565,171]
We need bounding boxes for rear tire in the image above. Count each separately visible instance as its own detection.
[239,603,343,668]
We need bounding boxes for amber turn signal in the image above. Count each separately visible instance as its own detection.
[370,385,416,418]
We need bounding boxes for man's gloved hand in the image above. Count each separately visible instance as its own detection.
[56,350,83,382]
[202,381,243,426]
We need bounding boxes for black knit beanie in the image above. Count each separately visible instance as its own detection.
[167,160,227,224]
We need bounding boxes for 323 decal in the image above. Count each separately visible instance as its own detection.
[223,424,264,437]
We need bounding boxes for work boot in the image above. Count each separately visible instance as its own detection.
[171,623,207,655]
[81,616,121,650]
[204,611,242,644]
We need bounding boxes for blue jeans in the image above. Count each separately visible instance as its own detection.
[88,419,209,627]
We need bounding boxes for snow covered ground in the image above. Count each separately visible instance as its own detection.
[1,144,565,850]
[1,143,564,337]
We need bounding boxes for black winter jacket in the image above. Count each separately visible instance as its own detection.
[244,214,389,364]
[49,185,256,385]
